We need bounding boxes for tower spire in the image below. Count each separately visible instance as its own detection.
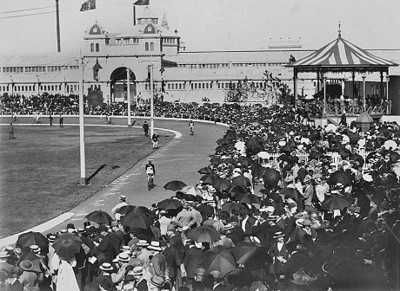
[338,20,341,38]
[161,13,169,30]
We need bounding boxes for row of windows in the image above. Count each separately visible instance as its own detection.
[90,43,100,52]
[178,63,269,69]
[3,66,78,74]
[0,84,80,92]
[145,42,155,52]
[162,38,176,44]
[142,81,268,91]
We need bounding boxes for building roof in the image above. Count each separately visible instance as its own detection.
[288,34,398,72]
[168,50,313,64]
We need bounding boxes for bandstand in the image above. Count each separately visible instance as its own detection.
[287,28,398,124]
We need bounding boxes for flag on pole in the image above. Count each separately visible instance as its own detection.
[80,0,96,11]
[134,0,149,5]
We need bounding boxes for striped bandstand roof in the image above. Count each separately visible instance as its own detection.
[288,34,398,72]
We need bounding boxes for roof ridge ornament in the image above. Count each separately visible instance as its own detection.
[338,21,341,38]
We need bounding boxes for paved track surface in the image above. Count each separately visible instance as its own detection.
[0,118,227,245]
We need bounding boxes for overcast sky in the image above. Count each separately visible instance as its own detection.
[0,0,399,54]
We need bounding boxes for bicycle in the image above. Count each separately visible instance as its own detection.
[147,173,155,191]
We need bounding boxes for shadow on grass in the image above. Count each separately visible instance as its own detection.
[87,164,106,184]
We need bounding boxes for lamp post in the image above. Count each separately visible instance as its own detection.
[126,68,132,126]
[10,75,13,95]
[78,57,86,186]
[362,72,366,112]
[149,64,154,137]
[386,75,390,100]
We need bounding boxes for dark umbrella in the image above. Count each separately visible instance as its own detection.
[348,132,360,144]
[164,180,187,191]
[197,204,215,220]
[198,166,213,174]
[200,250,237,277]
[214,178,231,192]
[116,205,136,216]
[262,168,281,187]
[229,185,248,199]
[245,138,262,151]
[120,213,151,229]
[187,226,221,243]
[16,232,48,250]
[232,244,257,265]
[280,188,300,200]
[131,206,150,215]
[349,153,364,166]
[322,195,352,211]
[328,170,353,187]
[201,173,221,185]
[231,175,251,188]
[53,234,82,258]
[86,210,113,225]
[390,152,400,163]
[222,202,241,213]
[239,193,261,205]
[309,150,324,160]
[157,198,183,211]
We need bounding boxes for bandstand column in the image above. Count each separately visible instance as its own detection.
[362,73,366,112]
[293,68,298,109]
[323,75,327,117]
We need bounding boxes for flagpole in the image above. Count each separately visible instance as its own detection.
[133,5,136,26]
[55,0,61,52]
[150,64,154,137]
[79,57,86,186]
[127,69,132,126]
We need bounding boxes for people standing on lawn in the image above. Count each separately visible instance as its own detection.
[59,114,63,127]
[143,121,149,137]
[8,122,15,139]
[49,113,53,126]
[152,132,159,149]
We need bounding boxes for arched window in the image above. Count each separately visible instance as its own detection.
[96,43,100,52]
[90,43,94,52]
[150,42,154,51]
[145,42,149,51]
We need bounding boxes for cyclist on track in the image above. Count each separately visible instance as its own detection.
[145,160,156,189]
[189,120,194,135]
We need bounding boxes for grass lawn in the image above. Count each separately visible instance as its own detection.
[0,124,173,238]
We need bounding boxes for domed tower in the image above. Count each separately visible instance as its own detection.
[83,21,108,55]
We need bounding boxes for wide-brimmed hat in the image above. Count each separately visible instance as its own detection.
[132,266,144,275]
[267,215,279,221]
[147,241,162,251]
[137,240,149,247]
[273,231,285,239]
[223,223,235,231]
[48,235,57,243]
[29,245,40,253]
[120,245,131,252]
[99,262,114,271]
[151,276,165,288]
[296,218,312,228]
[0,251,10,258]
[118,252,130,262]
[120,195,127,201]
[19,260,35,272]
[195,268,206,276]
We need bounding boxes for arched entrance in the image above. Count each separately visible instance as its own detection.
[110,67,136,103]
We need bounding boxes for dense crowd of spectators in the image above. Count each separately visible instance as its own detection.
[1,94,400,291]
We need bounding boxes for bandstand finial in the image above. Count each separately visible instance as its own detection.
[338,21,341,38]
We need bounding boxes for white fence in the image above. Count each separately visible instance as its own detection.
[261,149,371,172]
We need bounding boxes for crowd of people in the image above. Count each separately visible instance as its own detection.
[1,94,400,291]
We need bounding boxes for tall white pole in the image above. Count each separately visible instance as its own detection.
[323,76,327,116]
[362,75,366,112]
[127,69,131,126]
[150,64,154,137]
[79,57,86,186]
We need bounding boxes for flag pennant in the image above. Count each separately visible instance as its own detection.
[80,0,96,11]
[134,0,149,5]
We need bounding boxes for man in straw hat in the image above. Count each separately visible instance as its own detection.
[268,231,289,282]
[112,195,128,221]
